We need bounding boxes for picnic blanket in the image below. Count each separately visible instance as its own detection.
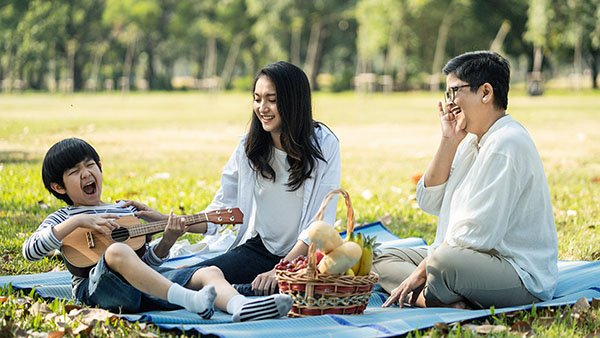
[2,221,600,337]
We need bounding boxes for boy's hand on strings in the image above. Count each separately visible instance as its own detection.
[119,199,167,222]
[72,214,120,235]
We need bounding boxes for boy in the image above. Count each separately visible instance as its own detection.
[23,138,292,321]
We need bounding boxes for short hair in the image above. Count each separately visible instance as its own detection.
[42,138,101,205]
[442,51,510,110]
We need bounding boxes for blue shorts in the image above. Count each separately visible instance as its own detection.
[75,254,200,313]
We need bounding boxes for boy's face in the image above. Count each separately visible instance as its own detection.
[51,158,103,206]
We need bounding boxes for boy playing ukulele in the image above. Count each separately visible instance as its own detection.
[23,138,292,321]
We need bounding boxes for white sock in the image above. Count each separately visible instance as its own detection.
[226,294,247,314]
[231,294,293,322]
[167,283,216,319]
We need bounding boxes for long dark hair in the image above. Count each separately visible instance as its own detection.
[245,61,325,191]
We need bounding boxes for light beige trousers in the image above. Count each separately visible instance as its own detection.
[372,245,540,309]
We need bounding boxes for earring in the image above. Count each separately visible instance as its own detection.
[482,97,487,102]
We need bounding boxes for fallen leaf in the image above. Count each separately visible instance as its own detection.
[510,320,531,332]
[0,296,8,303]
[537,316,556,328]
[65,304,82,313]
[433,321,449,334]
[69,307,115,325]
[475,324,508,334]
[48,331,65,338]
[592,298,600,309]
[30,302,52,316]
[574,297,591,312]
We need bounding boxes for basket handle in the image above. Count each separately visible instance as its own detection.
[307,189,355,277]
[313,188,355,234]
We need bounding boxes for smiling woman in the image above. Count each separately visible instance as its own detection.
[127,61,342,297]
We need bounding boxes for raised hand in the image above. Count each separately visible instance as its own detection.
[438,101,467,141]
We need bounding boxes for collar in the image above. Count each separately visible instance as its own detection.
[477,114,512,149]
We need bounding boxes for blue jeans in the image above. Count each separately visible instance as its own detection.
[191,235,282,284]
[75,254,200,313]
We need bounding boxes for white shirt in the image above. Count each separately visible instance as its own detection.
[417,115,558,300]
[203,123,341,254]
[252,147,304,256]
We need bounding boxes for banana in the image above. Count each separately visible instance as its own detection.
[357,235,375,276]
[345,268,355,276]
[350,233,364,274]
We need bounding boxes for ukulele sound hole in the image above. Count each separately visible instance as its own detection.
[111,228,131,242]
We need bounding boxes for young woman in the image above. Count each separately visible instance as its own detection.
[127,61,341,296]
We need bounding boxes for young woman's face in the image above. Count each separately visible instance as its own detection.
[253,76,282,135]
[54,158,103,206]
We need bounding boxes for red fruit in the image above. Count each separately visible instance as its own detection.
[315,251,324,265]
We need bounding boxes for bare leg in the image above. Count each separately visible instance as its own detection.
[104,243,172,299]
[104,243,216,317]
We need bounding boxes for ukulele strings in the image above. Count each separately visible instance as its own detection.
[99,213,208,242]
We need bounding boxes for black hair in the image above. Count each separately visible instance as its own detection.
[442,51,510,110]
[42,138,101,205]
[245,61,325,191]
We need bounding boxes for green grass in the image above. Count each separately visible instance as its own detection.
[1,90,600,336]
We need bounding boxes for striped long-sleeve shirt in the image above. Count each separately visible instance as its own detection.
[22,202,168,298]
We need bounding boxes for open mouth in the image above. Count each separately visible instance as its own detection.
[260,114,275,121]
[82,181,97,195]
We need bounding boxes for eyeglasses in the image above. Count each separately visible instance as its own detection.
[444,84,471,102]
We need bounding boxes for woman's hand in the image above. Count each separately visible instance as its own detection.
[438,101,467,141]
[382,259,428,308]
[119,199,167,222]
[251,269,278,296]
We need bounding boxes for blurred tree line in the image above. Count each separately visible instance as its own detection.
[0,0,599,93]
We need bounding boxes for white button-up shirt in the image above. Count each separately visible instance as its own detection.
[417,115,558,300]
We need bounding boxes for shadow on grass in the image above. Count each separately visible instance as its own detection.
[0,151,38,164]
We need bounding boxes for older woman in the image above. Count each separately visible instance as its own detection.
[374,51,558,309]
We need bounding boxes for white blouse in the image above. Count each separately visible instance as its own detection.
[417,115,558,300]
[203,124,341,254]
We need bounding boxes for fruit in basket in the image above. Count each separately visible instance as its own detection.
[317,241,362,274]
[308,220,343,253]
[348,233,364,274]
[315,251,325,264]
[275,256,308,272]
[357,235,376,276]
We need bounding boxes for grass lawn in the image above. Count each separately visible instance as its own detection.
[1,90,599,336]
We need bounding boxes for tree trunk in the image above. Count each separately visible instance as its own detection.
[66,39,77,93]
[121,36,137,93]
[383,17,401,93]
[203,36,217,91]
[429,1,455,92]
[590,49,599,89]
[220,32,245,90]
[291,22,301,66]
[490,20,511,52]
[304,19,324,89]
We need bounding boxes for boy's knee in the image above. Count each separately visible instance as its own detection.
[104,243,135,269]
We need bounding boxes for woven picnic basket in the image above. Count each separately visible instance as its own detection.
[275,188,379,317]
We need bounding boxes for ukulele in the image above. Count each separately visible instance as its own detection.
[61,208,243,277]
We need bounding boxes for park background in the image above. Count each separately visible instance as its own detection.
[1,0,600,337]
